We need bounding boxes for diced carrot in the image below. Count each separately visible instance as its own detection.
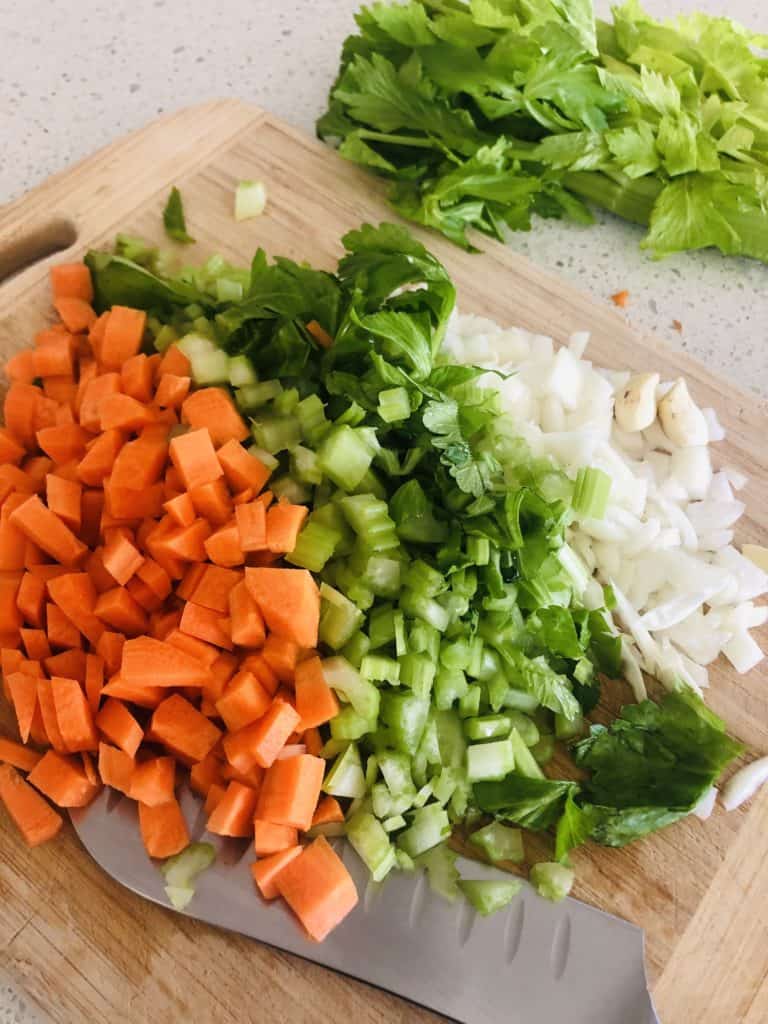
[163,491,196,528]
[232,487,254,506]
[155,373,191,409]
[51,675,98,752]
[251,846,303,901]
[129,756,176,807]
[79,373,122,433]
[104,479,165,521]
[158,344,191,378]
[244,700,301,770]
[0,427,25,466]
[78,489,103,547]
[36,677,67,751]
[202,651,238,704]
[275,835,358,941]
[53,297,96,334]
[165,629,220,669]
[36,423,89,464]
[306,320,334,349]
[94,586,148,636]
[227,579,266,648]
[179,601,233,650]
[217,439,271,494]
[303,727,323,757]
[126,577,163,612]
[150,694,222,763]
[1,648,23,676]
[99,393,154,432]
[4,350,37,384]
[33,334,74,377]
[85,653,104,713]
[262,635,301,684]
[215,670,271,732]
[235,500,267,552]
[101,531,144,586]
[46,474,82,531]
[0,736,43,772]
[611,289,630,308]
[0,763,64,847]
[295,656,340,730]
[44,649,86,683]
[80,750,99,787]
[98,742,135,794]
[188,478,232,527]
[94,638,123,686]
[96,698,143,757]
[42,375,77,409]
[135,558,171,601]
[245,568,320,649]
[182,388,249,447]
[0,516,26,571]
[187,565,241,614]
[241,654,279,697]
[50,263,93,303]
[204,782,226,817]
[4,384,56,449]
[77,429,125,486]
[138,797,189,858]
[22,454,54,492]
[110,434,168,491]
[206,780,259,837]
[0,465,36,504]
[154,518,211,563]
[20,628,51,661]
[220,761,265,789]
[204,521,244,567]
[47,572,105,645]
[266,503,308,554]
[120,354,155,403]
[46,604,81,649]
[253,819,298,856]
[9,495,86,566]
[100,675,164,709]
[100,306,147,370]
[27,750,100,807]
[120,635,211,689]
[257,754,325,832]
[169,429,223,491]
[189,751,224,797]
[312,795,344,828]
[6,672,38,743]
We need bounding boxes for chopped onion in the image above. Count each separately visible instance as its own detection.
[722,631,764,673]
[691,785,718,820]
[721,757,768,812]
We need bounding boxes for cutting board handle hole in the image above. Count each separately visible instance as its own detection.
[0,217,78,285]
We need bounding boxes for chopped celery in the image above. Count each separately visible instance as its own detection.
[458,879,522,916]
[330,705,376,741]
[340,494,399,552]
[404,560,446,597]
[378,386,411,423]
[234,179,267,221]
[555,711,585,741]
[434,668,469,710]
[274,387,299,416]
[381,691,430,754]
[340,630,371,669]
[322,656,380,719]
[236,380,282,410]
[372,783,414,819]
[287,521,340,573]
[485,673,508,712]
[393,610,407,657]
[270,476,311,504]
[383,814,407,832]
[165,885,195,911]
[323,743,366,798]
[506,712,540,747]
[365,754,379,789]
[358,554,402,597]
[400,590,450,632]
[397,803,451,858]
[318,426,373,491]
[466,738,515,781]
[291,445,323,485]
[531,732,556,765]
[346,810,397,882]
[360,654,401,685]
[319,583,365,649]
[395,849,416,872]
[413,782,433,808]
[530,862,575,903]
[307,821,346,839]
[251,415,301,454]
[408,620,440,660]
[464,714,512,741]
[368,605,395,649]
[417,844,461,902]
[377,751,416,797]
[335,400,366,427]
[508,728,545,779]
[153,324,178,352]
[459,685,482,718]
[320,738,349,759]
[296,393,331,445]
[247,444,279,471]
[469,822,524,864]
[432,766,459,805]
[400,653,437,699]
[572,467,612,520]
[183,343,230,385]
[440,637,472,672]
[502,688,540,714]
[216,277,244,302]
[161,842,216,888]
[466,536,490,565]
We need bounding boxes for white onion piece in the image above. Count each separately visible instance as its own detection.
[692,785,718,820]
[641,588,720,631]
[721,757,768,812]
[722,631,764,673]
[702,407,726,442]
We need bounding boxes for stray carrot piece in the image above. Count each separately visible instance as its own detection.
[4,383,58,449]
[155,373,191,409]
[265,503,308,554]
[179,601,233,650]
[85,653,104,714]
[100,306,147,370]
[51,675,99,752]
[611,289,630,308]
[136,558,171,600]
[672,319,683,333]
[303,726,323,757]
[163,491,196,528]
[27,750,100,807]
[215,670,271,732]
[203,651,238,704]
[9,494,87,567]
[241,654,279,697]
[129,756,176,807]
[312,795,345,828]
[98,742,135,794]
[295,656,340,730]
[251,847,303,901]
[0,736,43,773]
[126,577,163,612]
[164,629,220,669]
[235,500,267,552]
[6,672,39,743]
[275,836,358,941]
[256,754,325,831]
[228,580,266,648]
[253,819,298,856]
[47,571,104,646]
[44,649,86,683]
[4,350,37,385]
[100,675,164,709]
[53,297,96,334]
[245,568,320,649]
[150,694,222,763]
[138,797,189,858]
[50,263,93,303]
[0,763,64,847]
[13,575,43,632]
[102,532,144,586]
[46,474,82,531]
[190,751,224,797]
[306,320,334,349]
[206,780,259,838]
[204,782,226,817]
[169,428,223,490]
[96,698,143,757]
[181,388,249,447]
[33,334,74,378]
[188,478,233,527]
[217,438,271,494]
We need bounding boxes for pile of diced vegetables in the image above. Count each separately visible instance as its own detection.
[0,211,761,939]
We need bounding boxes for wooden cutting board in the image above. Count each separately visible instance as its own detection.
[0,99,766,1024]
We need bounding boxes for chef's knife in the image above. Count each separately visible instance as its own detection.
[70,786,660,1024]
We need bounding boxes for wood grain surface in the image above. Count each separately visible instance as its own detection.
[0,99,766,1024]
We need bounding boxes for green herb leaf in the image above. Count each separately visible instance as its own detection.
[163,187,196,245]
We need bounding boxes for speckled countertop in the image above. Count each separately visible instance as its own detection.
[1,0,767,1019]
